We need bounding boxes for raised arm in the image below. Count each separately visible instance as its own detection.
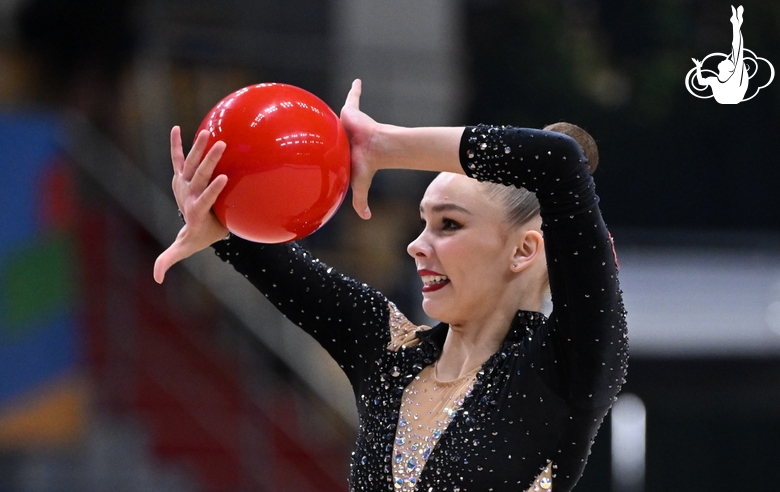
[458,125,627,409]
[343,81,626,408]
[211,236,392,388]
[154,124,392,387]
[158,80,626,404]
[340,79,464,220]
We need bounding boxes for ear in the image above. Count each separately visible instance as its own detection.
[509,229,544,273]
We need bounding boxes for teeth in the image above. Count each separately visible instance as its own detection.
[422,275,449,286]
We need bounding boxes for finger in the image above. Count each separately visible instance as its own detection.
[154,243,185,284]
[350,173,372,220]
[344,79,362,111]
[196,174,228,212]
[171,126,185,175]
[183,129,211,182]
[190,140,227,194]
[171,175,186,212]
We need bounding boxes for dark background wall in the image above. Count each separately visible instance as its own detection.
[464,0,780,232]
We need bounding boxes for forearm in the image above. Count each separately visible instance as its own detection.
[371,124,465,174]
[459,124,626,407]
[211,236,391,385]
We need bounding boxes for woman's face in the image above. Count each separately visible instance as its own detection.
[407,173,529,325]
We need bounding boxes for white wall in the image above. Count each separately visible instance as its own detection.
[331,0,466,126]
[619,247,780,356]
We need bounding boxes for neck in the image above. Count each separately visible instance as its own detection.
[436,324,505,382]
[435,275,545,382]
[436,301,525,382]
[436,265,546,381]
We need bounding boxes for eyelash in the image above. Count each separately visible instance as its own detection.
[442,218,461,230]
[420,217,462,231]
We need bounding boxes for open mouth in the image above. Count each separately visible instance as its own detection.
[420,274,450,292]
[422,275,449,286]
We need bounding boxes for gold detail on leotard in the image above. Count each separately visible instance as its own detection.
[387,302,430,351]
[526,461,553,491]
[391,362,478,491]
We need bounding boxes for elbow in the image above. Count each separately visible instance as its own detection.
[542,123,599,174]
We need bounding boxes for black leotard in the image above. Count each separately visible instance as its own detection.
[213,124,628,491]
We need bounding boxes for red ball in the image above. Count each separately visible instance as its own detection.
[197,83,351,243]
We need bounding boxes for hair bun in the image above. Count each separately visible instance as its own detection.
[542,122,599,174]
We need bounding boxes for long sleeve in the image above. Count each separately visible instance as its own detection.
[212,238,392,390]
[205,124,627,492]
[459,125,627,410]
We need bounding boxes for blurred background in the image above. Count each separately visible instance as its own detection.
[1,0,779,491]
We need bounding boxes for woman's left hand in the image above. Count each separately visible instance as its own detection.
[153,127,229,284]
[340,79,380,220]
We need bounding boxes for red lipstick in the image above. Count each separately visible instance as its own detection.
[418,269,450,293]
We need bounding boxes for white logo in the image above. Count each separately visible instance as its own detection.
[684,5,774,104]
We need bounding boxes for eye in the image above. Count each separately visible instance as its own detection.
[442,218,462,230]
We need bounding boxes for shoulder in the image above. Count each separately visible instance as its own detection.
[387,302,432,352]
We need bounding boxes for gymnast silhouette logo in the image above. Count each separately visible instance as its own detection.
[685,5,774,104]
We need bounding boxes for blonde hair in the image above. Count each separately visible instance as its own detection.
[543,122,599,174]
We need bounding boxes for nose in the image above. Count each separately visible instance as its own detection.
[407,230,429,259]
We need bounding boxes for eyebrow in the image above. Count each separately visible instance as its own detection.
[419,203,472,215]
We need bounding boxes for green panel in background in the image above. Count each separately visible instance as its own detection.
[1,235,77,340]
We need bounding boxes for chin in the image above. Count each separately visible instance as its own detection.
[421,299,452,325]
[420,299,436,318]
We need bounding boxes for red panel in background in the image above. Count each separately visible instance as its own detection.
[36,157,77,233]
[78,202,350,492]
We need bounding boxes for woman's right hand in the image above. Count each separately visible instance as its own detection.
[340,79,381,220]
[153,127,229,284]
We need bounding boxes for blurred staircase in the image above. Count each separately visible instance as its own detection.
[73,167,352,492]
[0,111,354,492]
[15,417,196,492]
[2,2,360,488]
